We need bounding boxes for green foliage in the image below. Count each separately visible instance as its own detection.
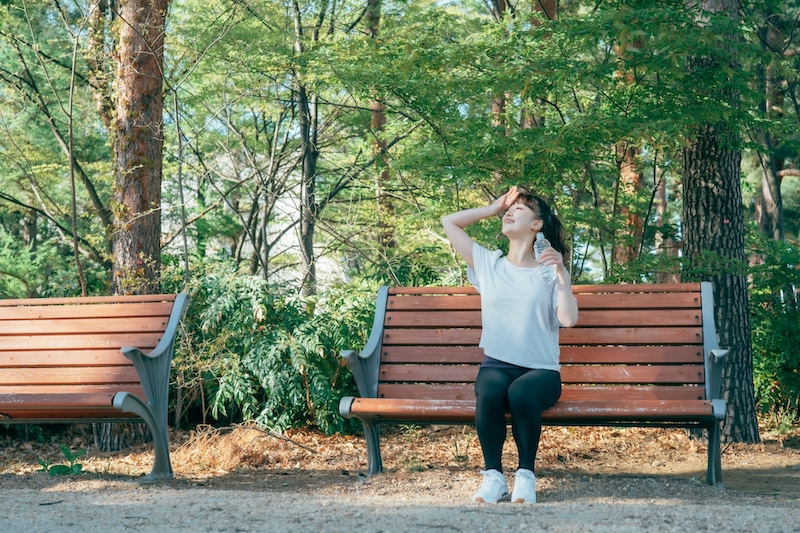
[37,444,86,476]
[748,229,800,426]
[163,257,375,434]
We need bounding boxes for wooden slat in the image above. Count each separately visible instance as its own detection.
[379,364,704,385]
[0,384,146,398]
[0,367,141,386]
[389,287,478,295]
[378,383,475,400]
[382,345,703,365]
[348,398,714,422]
[0,333,161,351]
[575,292,700,310]
[387,296,482,311]
[0,350,133,367]
[383,329,481,345]
[575,309,701,327]
[375,384,706,402]
[560,385,705,401]
[384,309,702,328]
[387,284,702,296]
[382,346,484,364]
[0,294,177,307]
[560,365,704,384]
[385,310,482,328]
[0,317,169,336]
[0,392,117,408]
[0,409,139,420]
[561,327,702,345]
[560,346,703,364]
[572,283,701,294]
[384,326,703,345]
[0,302,174,320]
[380,364,478,383]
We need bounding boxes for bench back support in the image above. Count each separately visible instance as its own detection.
[346,283,725,406]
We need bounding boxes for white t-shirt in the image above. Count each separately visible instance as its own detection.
[467,242,572,371]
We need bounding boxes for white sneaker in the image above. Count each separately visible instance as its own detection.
[511,469,536,503]
[473,469,509,503]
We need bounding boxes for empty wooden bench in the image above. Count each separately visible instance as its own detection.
[0,293,189,480]
[340,283,728,485]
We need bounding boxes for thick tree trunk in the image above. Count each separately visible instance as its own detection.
[112,0,168,295]
[682,124,759,443]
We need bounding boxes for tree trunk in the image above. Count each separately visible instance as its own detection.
[112,0,168,295]
[682,124,759,443]
[653,170,680,283]
[298,84,319,296]
[682,0,758,444]
[611,142,643,265]
[756,24,784,240]
[367,0,394,249]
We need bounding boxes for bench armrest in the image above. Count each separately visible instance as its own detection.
[700,282,728,402]
[340,286,389,398]
[121,293,190,361]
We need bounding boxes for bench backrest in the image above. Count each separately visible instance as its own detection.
[0,294,177,407]
[377,284,713,403]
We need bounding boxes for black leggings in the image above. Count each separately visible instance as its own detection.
[474,367,561,473]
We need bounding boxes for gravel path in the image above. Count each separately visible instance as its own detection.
[2,470,798,532]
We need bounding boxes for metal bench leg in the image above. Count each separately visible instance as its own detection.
[113,392,173,481]
[706,420,723,487]
[361,419,383,476]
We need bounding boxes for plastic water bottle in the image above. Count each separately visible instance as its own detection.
[534,233,556,282]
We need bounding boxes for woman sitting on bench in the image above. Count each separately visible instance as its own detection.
[441,185,579,504]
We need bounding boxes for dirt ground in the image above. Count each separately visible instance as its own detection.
[1,424,799,532]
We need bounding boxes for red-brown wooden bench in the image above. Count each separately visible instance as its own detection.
[340,283,728,485]
[0,293,189,480]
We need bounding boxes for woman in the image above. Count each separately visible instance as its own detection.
[441,186,579,504]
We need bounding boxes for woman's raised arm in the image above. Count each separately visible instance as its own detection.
[441,187,518,269]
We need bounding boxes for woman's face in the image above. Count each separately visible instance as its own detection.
[501,201,541,238]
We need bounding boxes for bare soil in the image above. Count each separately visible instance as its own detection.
[1,425,799,532]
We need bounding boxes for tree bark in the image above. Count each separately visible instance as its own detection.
[367,0,394,249]
[612,142,643,266]
[653,170,680,283]
[683,124,759,443]
[682,0,758,444]
[112,0,168,295]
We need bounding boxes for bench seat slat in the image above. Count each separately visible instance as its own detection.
[379,364,705,384]
[0,409,140,420]
[349,398,715,423]
[0,317,170,335]
[377,384,705,401]
[385,309,702,328]
[0,333,161,350]
[0,384,146,397]
[0,350,133,367]
[0,366,141,386]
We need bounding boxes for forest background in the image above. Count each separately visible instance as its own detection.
[0,0,798,447]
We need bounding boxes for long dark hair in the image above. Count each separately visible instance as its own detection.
[514,190,569,262]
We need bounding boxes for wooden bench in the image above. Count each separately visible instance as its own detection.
[340,283,728,485]
[0,293,189,480]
